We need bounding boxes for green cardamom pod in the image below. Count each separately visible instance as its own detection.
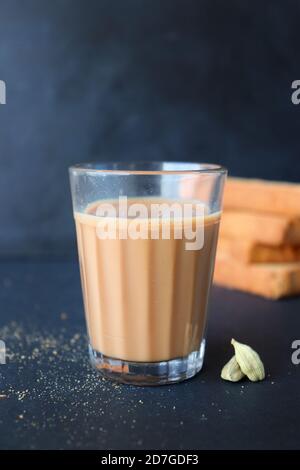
[231,338,265,382]
[221,355,245,382]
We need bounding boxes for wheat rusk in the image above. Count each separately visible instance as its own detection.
[223,177,300,216]
[217,238,300,263]
[220,211,300,246]
[214,257,300,299]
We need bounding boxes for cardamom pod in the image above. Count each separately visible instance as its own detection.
[221,355,245,382]
[231,338,265,382]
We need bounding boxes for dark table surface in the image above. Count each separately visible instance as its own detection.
[0,259,299,450]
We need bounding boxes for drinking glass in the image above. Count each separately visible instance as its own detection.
[69,162,226,385]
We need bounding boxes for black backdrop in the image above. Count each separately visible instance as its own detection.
[1,0,300,256]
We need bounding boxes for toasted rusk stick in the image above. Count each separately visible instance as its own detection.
[220,211,300,246]
[214,257,300,299]
[217,238,300,263]
[223,178,300,217]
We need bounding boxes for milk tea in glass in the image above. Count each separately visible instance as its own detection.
[69,162,226,385]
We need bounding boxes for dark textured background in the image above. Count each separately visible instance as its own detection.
[1,0,300,256]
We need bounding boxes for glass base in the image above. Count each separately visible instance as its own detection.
[89,339,206,386]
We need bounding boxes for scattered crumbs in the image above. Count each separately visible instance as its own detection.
[271,381,275,385]
[17,390,29,401]
[225,390,230,395]
[211,402,215,406]
[241,385,244,389]
[0,320,200,448]
[0,322,124,424]
[137,439,143,446]
[218,409,222,413]
[60,312,68,321]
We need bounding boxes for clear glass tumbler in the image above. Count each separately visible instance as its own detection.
[69,162,226,385]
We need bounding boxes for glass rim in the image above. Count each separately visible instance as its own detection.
[69,161,227,176]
